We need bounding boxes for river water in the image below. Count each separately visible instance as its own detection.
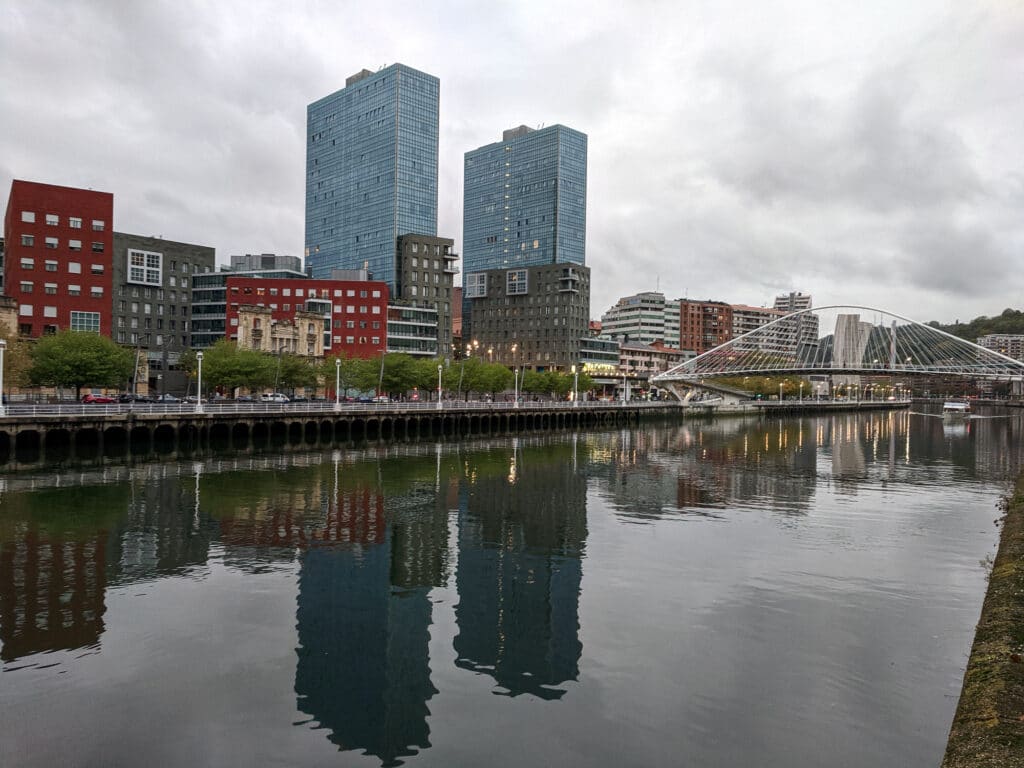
[1,408,1021,767]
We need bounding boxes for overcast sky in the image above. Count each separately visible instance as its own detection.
[2,0,1021,324]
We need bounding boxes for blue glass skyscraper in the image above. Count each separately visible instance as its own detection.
[462,124,587,277]
[305,64,439,288]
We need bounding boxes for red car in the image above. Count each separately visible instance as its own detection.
[82,393,116,404]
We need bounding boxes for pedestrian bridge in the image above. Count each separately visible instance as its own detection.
[652,305,1024,401]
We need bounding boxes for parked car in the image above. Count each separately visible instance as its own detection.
[118,393,154,403]
[155,393,181,403]
[82,393,116,404]
[260,392,290,403]
[234,395,254,402]
[373,395,390,403]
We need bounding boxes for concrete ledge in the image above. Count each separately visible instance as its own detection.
[943,474,1024,767]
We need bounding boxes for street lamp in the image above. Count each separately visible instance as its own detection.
[335,357,341,411]
[195,351,204,413]
[437,364,443,411]
[779,382,784,402]
[487,347,493,363]
[572,364,579,407]
[799,381,804,402]
[514,367,520,409]
[0,339,6,418]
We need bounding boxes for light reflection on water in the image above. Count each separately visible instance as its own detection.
[0,407,1020,767]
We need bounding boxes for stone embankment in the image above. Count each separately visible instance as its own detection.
[943,474,1024,767]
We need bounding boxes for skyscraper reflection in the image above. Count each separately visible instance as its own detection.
[454,442,588,699]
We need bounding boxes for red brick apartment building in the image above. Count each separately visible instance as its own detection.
[679,299,733,355]
[224,276,389,358]
[3,181,114,337]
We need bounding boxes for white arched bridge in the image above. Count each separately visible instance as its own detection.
[651,305,1024,402]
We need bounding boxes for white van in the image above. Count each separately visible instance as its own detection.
[260,392,290,403]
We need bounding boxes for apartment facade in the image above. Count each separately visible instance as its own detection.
[3,180,113,337]
[224,276,389,359]
[305,64,440,287]
[396,234,458,358]
[679,300,733,355]
[977,334,1024,362]
[465,262,590,371]
[600,292,681,346]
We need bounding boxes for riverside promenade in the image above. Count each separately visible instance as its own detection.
[944,473,1024,767]
[0,397,914,468]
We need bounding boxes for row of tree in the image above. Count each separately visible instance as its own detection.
[184,340,595,400]
[0,331,596,401]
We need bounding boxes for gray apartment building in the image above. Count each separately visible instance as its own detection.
[396,234,458,358]
[112,233,216,394]
[465,262,590,371]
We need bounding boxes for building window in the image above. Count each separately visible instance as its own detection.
[71,311,100,332]
[68,262,81,274]
[91,264,104,274]
[372,289,381,298]
[45,237,58,249]
[44,306,57,318]
[371,306,381,314]
[19,304,33,316]
[46,214,59,226]
[44,283,57,294]
[92,220,105,231]
[19,281,33,293]
[44,260,57,272]
[372,336,380,344]
[20,235,34,246]
[21,211,35,223]
[91,287,103,298]
[69,217,82,229]
[91,242,104,252]
[68,285,81,296]
[128,249,161,285]
[20,258,34,270]
[346,336,355,344]
[69,239,82,251]
[466,272,487,298]
[507,269,528,295]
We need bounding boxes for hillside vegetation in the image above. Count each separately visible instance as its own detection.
[927,308,1024,341]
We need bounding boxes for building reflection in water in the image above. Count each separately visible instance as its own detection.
[290,451,449,767]
[454,439,588,700]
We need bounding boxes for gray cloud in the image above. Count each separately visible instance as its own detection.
[2,0,1022,327]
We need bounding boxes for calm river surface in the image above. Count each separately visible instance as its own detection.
[1,408,1022,767]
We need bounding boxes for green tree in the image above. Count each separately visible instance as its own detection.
[29,331,135,400]
[197,340,274,395]
[320,353,366,399]
[276,354,318,393]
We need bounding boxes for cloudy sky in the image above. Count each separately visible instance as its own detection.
[3,0,1021,324]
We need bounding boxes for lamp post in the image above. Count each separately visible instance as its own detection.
[195,351,204,413]
[622,373,627,403]
[779,382,784,402]
[572,364,579,407]
[514,367,520,409]
[437,364,443,411]
[799,381,804,402]
[335,357,341,411]
[487,347,493,363]
[0,339,6,418]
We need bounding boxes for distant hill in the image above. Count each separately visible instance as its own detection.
[926,308,1024,341]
